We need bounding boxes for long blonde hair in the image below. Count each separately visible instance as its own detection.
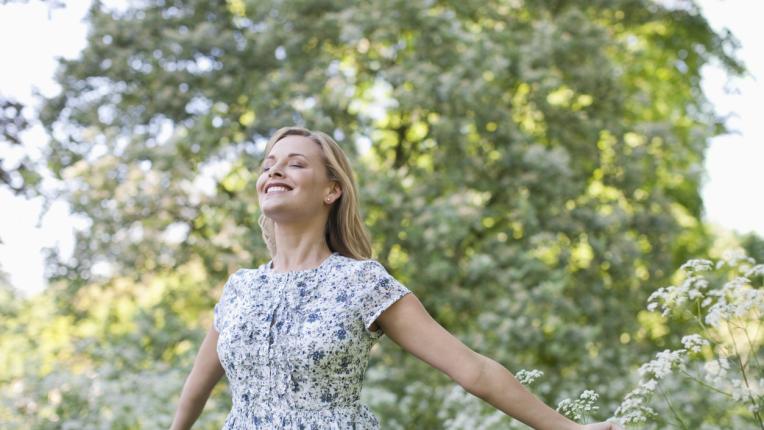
[257,126,373,260]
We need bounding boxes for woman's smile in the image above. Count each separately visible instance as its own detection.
[265,186,292,195]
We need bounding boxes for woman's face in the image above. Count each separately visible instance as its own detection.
[256,135,339,223]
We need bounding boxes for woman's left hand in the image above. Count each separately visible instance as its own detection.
[581,422,625,430]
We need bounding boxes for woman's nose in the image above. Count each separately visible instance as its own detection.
[268,164,285,177]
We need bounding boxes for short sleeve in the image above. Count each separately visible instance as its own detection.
[358,260,412,339]
[213,269,242,332]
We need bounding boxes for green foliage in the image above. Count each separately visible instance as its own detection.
[0,95,43,197]
[1,0,754,428]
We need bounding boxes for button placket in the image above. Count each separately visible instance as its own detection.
[267,273,281,399]
[286,272,301,402]
[267,271,296,402]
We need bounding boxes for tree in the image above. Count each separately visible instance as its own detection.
[0,95,43,196]
[3,0,749,428]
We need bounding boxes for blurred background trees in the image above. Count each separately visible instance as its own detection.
[1,0,759,428]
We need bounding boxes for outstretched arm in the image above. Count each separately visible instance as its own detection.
[377,293,622,430]
[170,324,225,430]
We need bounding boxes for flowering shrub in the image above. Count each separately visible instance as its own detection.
[509,368,605,425]
[557,390,600,423]
[610,248,764,429]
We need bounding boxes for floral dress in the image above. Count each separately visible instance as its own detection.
[213,251,412,429]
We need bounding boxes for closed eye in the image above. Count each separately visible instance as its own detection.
[261,164,303,172]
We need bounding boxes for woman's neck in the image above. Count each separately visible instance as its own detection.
[271,222,332,272]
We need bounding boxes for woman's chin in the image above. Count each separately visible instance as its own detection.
[260,204,285,217]
[261,203,325,224]
[260,205,300,221]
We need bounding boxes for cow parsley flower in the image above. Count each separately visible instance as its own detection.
[702,357,730,384]
[557,389,600,422]
[621,251,763,428]
[514,369,544,386]
[745,264,764,278]
[680,259,713,274]
[680,334,709,354]
[638,349,687,379]
[704,276,762,327]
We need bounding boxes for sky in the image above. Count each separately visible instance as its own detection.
[0,0,762,297]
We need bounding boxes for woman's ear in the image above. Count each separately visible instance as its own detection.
[326,182,342,204]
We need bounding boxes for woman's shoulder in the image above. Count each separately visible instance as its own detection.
[332,254,391,279]
[333,253,378,267]
[232,261,269,277]
[223,263,269,289]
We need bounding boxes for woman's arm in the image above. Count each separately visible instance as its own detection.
[377,293,621,430]
[467,354,580,430]
[170,325,226,430]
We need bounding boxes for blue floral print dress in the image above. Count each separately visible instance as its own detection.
[213,251,412,429]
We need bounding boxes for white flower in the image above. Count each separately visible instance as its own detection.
[681,334,709,353]
[705,306,723,327]
[515,369,544,385]
[619,252,763,428]
[704,276,763,327]
[580,390,599,401]
[557,399,580,421]
[703,358,730,383]
[730,378,748,402]
[645,274,713,316]
[613,389,657,424]
[744,264,764,278]
[556,389,601,422]
[721,248,755,268]
[638,349,686,379]
[680,259,713,274]
[647,287,667,304]
[642,378,657,391]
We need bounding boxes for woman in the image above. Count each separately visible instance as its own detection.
[170,126,624,430]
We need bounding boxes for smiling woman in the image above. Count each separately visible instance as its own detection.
[255,127,373,262]
[169,126,623,430]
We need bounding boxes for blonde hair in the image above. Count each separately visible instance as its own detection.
[257,126,373,260]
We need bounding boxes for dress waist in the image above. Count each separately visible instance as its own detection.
[224,401,380,430]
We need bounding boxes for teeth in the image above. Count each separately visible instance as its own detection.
[267,186,290,194]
